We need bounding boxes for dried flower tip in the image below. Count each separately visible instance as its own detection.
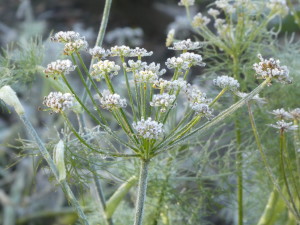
[166,29,175,47]
[133,117,164,140]
[123,60,147,72]
[253,54,291,84]
[271,108,292,120]
[213,75,240,91]
[89,46,110,59]
[64,39,88,55]
[150,93,176,113]
[43,92,74,113]
[129,47,153,58]
[50,31,82,43]
[44,60,76,79]
[269,120,298,132]
[91,60,121,81]
[192,13,211,28]
[0,85,24,115]
[168,39,203,51]
[180,52,206,67]
[110,45,131,57]
[208,8,220,17]
[235,92,266,104]
[134,70,158,83]
[267,0,289,16]
[98,90,127,110]
[289,108,300,120]
[178,0,195,6]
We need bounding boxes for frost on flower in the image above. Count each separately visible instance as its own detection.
[208,8,220,17]
[253,54,291,84]
[168,39,203,51]
[289,108,300,120]
[268,120,298,132]
[166,29,175,47]
[98,90,127,110]
[44,59,76,79]
[133,117,164,140]
[180,52,206,67]
[91,60,121,81]
[192,13,211,28]
[150,93,176,113]
[50,31,82,43]
[110,45,131,57]
[267,0,289,16]
[129,47,153,58]
[153,78,187,91]
[213,75,240,91]
[64,39,88,55]
[134,70,158,83]
[271,108,292,120]
[89,46,110,59]
[178,0,195,6]
[43,92,74,113]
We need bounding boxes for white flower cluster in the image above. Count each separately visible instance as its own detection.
[98,90,127,110]
[168,39,203,51]
[215,0,236,14]
[91,60,121,81]
[150,93,176,113]
[166,29,175,47]
[192,13,211,28]
[271,108,292,120]
[180,52,206,67]
[51,31,88,55]
[144,62,166,76]
[213,75,240,91]
[153,78,187,91]
[43,92,74,113]
[134,70,158,83]
[269,120,298,132]
[109,46,152,58]
[89,46,110,59]
[124,60,147,72]
[129,47,153,58]
[267,0,289,16]
[290,108,300,120]
[178,0,195,6]
[253,54,291,84]
[44,59,76,79]
[208,8,220,17]
[166,57,188,70]
[132,117,164,140]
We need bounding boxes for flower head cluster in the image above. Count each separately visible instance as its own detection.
[89,46,110,59]
[129,47,153,58]
[271,108,292,120]
[269,120,298,132]
[166,57,188,70]
[180,52,206,67]
[110,45,131,57]
[150,93,176,112]
[98,90,127,110]
[215,0,236,14]
[123,60,147,72]
[91,60,121,81]
[133,117,164,140]
[43,92,74,113]
[134,70,158,83]
[192,13,211,28]
[289,108,300,120]
[144,62,166,76]
[64,39,88,55]
[166,29,175,47]
[267,0,289,16]
[44,59,76,79]
[153,78,187,91]
[208,8,220,17]
[213,75,240,91]
[178,0,195,7]
[253,54,291,84]
[168,39,203,51]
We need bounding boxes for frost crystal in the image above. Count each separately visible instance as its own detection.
[192,13,211,28]
[253,54,291,84]
[133,117,164,140]
[271,108,292,120]
[43,92,74,113]
[98,90,127,110]
[89,46,110,59]
[180,52,206,67]
[134,70,158,83]
[178,0,195,6]
[51,31,82,43]
[64,39,88,55]
[168,39,203,51]
[269,120,298,132]
[44,59,76,79]
[213,75,240,91]
[150,93,176,112]
[91,60,121,81]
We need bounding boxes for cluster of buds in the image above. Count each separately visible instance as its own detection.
[43,92,74,113]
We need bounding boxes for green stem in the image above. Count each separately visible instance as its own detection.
[257,188,279,225]
[134,159,150,225]
[19,115,89,225]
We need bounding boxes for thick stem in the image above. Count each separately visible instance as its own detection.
[257,188,279,225]
[134,159,150,225]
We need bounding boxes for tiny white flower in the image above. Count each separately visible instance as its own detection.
[91,60,121,81]
[98,90,127,110]
[168,39,203,51]
[133,117,164,140]
[213,75,240,91]
[150,93,176,112]
[269,120,298,132]
[89,46,110,59]
[178,0,195,7]
[192,13,211,28]
[64,39,88,55]
[180,52,206,67]
[43,92,74,113]
[129,47,153,58]
[44,59,76,79]
[165,56,189,70]
[134,70,158,83]
[215,0,236,14]
[50,31,82,43]
[109,45,131,57]
[271,108,292,120]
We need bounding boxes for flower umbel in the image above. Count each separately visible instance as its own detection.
[213,75,240,91]
[43,92,74,113]
[133,117,164,140]
[44,59,76,79]
[91,60,121,81]
[269,120,298,132]
[150,93,176,113]
[98,90,127,110]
